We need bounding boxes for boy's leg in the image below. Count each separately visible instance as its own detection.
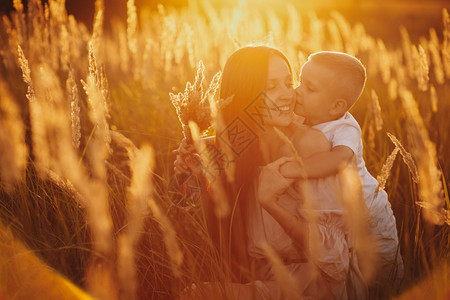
[368,191,404,287]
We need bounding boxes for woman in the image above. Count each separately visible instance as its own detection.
[174,45,365,299]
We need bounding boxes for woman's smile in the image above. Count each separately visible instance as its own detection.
[278,105,291,111]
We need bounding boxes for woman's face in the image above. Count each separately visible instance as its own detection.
[264,55,295,128]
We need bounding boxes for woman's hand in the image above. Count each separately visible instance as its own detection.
[173,138,203,176]
[258,157,307,248]
[258,157,294,209]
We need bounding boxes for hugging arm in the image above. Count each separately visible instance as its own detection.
[302,145,354,178]
[258,157,308,249]
[278,127,345,179]
[277,126,354,179]
[279,145,354,179]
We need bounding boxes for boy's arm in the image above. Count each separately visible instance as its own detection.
[302,123,360,178]
[279,145,353,179]
[279,127,332,178]
[303,145,354,178]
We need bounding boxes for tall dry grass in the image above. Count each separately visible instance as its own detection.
[0,0,449,299]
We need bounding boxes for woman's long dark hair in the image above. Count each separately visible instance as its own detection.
[204,45,293,282]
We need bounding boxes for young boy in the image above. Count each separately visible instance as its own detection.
[280,51,404,287]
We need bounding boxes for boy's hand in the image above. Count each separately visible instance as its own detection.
[279,160,306,179]
[258,157,295,209]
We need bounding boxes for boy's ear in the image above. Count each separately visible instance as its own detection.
[329,98,348,116]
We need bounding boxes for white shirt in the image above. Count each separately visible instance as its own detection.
[312,112,383,209]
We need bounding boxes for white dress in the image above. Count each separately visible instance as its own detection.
[312,112,404,285]
[247,175,367,300]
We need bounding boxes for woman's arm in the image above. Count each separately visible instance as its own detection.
[173,138,216,220]
[257,158,308,249]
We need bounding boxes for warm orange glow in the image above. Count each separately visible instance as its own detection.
[0,0,449,299]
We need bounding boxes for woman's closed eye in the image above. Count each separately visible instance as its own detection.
[267,84,276,91]
[267,77,293,91]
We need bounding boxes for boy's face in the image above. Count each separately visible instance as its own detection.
[294,60,337,126]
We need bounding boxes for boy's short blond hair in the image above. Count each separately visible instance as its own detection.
[308,51,366,109]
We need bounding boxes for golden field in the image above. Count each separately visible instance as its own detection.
[0,0,449,299]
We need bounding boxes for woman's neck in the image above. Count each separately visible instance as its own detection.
[259,125,295,163]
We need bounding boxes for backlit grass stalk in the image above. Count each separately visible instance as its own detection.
[170,61,221,142]
[367,120,376,150]
[388,80,398,101]
[25,65,107,269]
[370,90,383,131]
[261,242,300,299]
[400,27,414,78]
[428,29,445,85]
[66,68,81,148]
[430,85,438,113]
[338,164,377,284]
[411,45,429,91]
[0,78,28,187]
[81,44,117,299]
[12,0,25,46]
[331,11,352,52]
[82,74,114,249]
[377,147,400,192]
[208,90,235,184]
[273,127,306,176]
[127,0,138,79]
[92,0,104,51]
[273,127,321,271]
[189,121,229,217]
[2,16,20,68]
[442,8,450,79]
[376,39,391,84]
[48,0,69,71]
[28,0,47,62]
[28,62,88,209]
[33,64,77,173]
[399,88,446,225]
[99,65,111,119]
[148,195,184,278]
[118,144,154,300]
[58,22,71,72]
[82,41,111,151]
[17,45,36,102]
[327,19,344,52]
[386,132,419,184]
